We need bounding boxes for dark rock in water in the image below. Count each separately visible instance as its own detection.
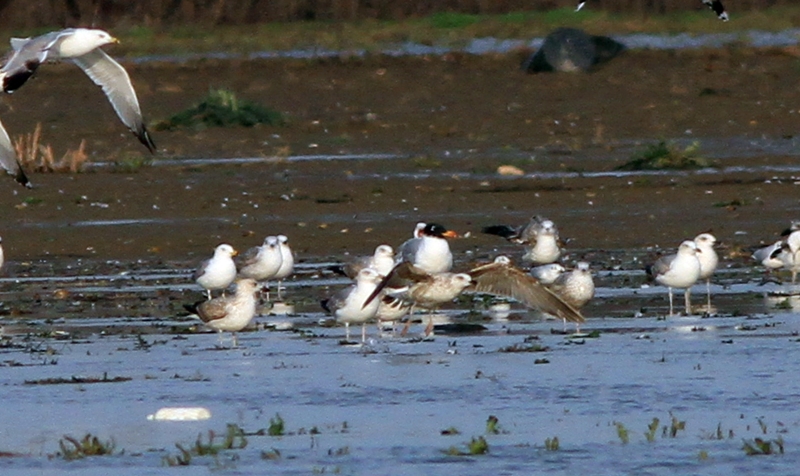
[522,28,625,74]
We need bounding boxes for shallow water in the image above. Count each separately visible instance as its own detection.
[0,250,799,473]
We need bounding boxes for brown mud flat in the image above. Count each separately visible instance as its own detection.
[0,46,797,265]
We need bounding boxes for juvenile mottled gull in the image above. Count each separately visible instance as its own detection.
[647,241,702,316]
[0,28,156,153]
[548,261,595,311]
[184,278,258,348]
[0,118,30,187]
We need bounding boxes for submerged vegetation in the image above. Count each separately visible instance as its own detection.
[154,89,285,131]
[615,141,711,171]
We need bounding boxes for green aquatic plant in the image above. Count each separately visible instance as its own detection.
[486,415,502,435]
[615,140,711,171]
[544,436,560,451]
[742,437,784,456]
[155,88,285,131]
[645,417,660,442]
[268,413,285,436]
[444,436,489,456]
[615,422,629,444]
[665,413,686,438]
[55,434,116,460]
[441,426,460,435]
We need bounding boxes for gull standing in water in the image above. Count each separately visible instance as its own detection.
[184,278,258,348]
[0,28,156,152]
[193,244,238,299]
[778,229,800,284]
[272,235,294,300]
[647,241,702,316]
[693,233,719,311]
[322,268,383,343]
[236,235,283,282]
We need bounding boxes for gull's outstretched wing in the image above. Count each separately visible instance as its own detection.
[469,258,584,324]
[71,49,156,153]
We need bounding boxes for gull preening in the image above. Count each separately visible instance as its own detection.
[184,278,258,348]
[193,243,238,299]
[0,28,156,153]
[647,240,702,316]
[483,216,562,265]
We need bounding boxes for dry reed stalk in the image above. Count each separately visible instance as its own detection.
[13,123,89,174]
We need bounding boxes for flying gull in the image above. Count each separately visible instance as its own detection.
[0,28,156,153]
[0,118,30,187]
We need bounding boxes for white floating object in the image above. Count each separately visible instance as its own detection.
[147,407,212,421]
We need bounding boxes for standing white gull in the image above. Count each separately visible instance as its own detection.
[236,235,283,282]
[322,267,383,343]
[647,240,702,316]
[0,28,156,153]
[184,278,258,348]
[193,243,238,299]
[272,234,294,300]
[693,233,719,311]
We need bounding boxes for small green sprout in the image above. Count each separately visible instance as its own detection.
[615,422,629,444]
[55,434,116,460]
[544,436,560,451]
[268,413,285,436]
[645,418,660,442]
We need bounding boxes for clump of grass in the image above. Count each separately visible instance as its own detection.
[14,123,88,173]
[154,88,285,131]
[268,413,285,436]
[54,434,116,460]
[261,448,281,460]
[163,423,247,465]
[615,140,711,171]
[112,155,153,173]
[742,437,784,456]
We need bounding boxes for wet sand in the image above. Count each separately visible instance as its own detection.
[0,46,798,263]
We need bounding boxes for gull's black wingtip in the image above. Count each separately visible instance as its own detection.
[137,125,157,154]
[15,167,32,188]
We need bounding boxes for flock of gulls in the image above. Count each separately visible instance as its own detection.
[174,215,800,347]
